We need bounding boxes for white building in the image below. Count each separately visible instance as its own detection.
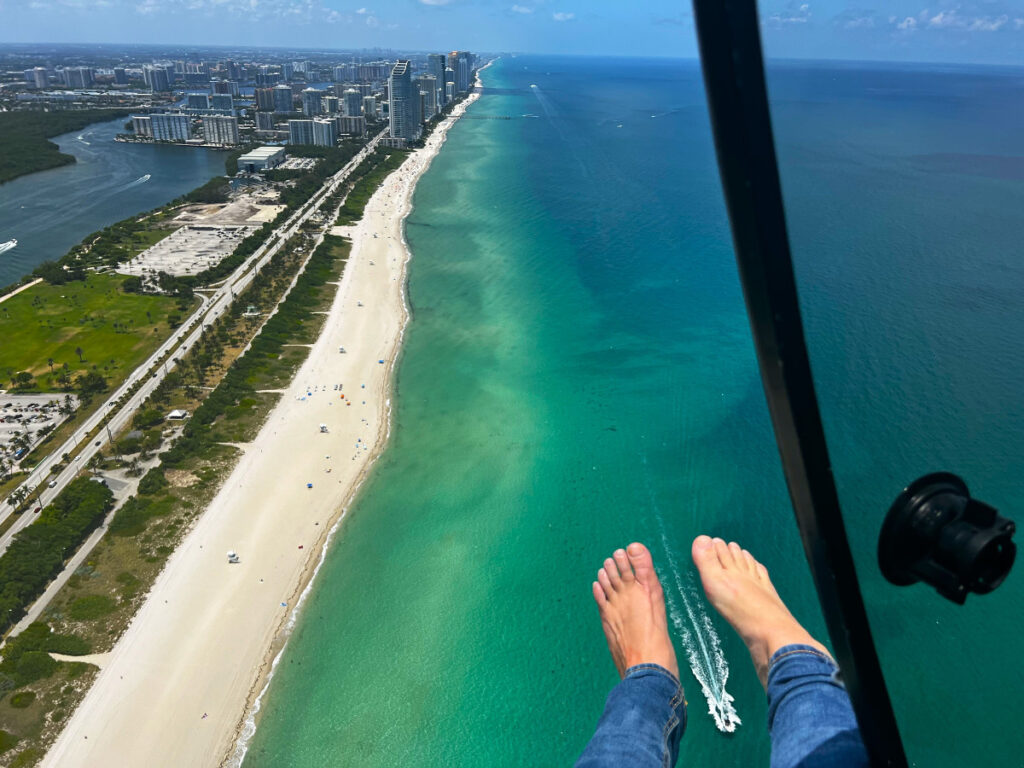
[312,118,338,147]
[237,146,286,173]
[151,113,190,142]
[131,115,153,137]
[204,115,239,146]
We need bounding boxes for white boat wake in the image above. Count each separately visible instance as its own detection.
[117,174,151,192]
[654,515,741,733]
[640,455,740,733]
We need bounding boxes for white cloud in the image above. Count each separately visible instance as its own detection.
[924,10,1010,31]
[967,14,1007,31]
[844,15,873,29]
[896,16,916,30]
[419,0,452,5]
[511,3,531,13]
[355,6,367,12]
[552,11,573,21]
[928,10,957,28]
[766,2,811,26]
[1015,17,1024,30]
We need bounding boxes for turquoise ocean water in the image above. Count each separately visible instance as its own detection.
[243,57,1024,766]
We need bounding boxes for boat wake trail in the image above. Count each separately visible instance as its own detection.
[118,174,151,192]
[640,458,740,733]
[655,517,741,733]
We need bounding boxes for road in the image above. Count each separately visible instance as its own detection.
[0,132,383,556]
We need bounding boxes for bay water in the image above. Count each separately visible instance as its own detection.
[233,56,1021,766]
[0,117,226,288]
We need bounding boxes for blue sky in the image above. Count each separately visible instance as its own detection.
[5,0,1024,64]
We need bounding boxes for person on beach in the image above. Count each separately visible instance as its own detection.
[576,537,869,768]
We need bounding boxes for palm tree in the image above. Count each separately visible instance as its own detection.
[47,357,54,373]
[75,346,84,363]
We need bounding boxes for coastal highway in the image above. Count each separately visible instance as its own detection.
[0,132,383,556]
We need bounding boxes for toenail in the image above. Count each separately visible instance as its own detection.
[694,535,712,550]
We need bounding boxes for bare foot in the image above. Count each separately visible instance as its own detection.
[592,542,679,681]
[691,535,830,688]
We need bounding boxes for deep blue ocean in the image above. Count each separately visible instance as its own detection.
[223,56,1021,766]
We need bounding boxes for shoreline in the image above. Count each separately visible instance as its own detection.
[40,69,488,768]
[229,67,493,763]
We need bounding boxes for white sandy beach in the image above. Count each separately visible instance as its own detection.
[42,82,483,768]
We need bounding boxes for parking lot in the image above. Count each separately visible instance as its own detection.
[0,393,79,469]
[119,224,257,278]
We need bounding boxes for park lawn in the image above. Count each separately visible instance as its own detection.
[0,274,180,387]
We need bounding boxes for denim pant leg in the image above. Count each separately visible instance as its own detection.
[767,644,870,768]
[576,664,687,768]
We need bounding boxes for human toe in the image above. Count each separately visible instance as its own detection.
[613,548,634,583]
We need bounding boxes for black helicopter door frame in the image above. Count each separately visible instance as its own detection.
[690,1,908,765]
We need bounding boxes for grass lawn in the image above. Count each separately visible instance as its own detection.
[0,274,180,387]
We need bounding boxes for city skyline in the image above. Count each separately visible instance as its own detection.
[5,0,1024,65]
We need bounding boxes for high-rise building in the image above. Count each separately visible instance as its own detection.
[23,69,35,83]
[255,111,276,131]
[301,88,323,117]
[255,88,276,111]
[281,63,294,81]
[336,115,366,136]
[312,117,338,147]
[388,60,420,141]
[113,67,128,85]
[416,75,438,120]
[204,115,239,145]
[187,93,211,110]
[445,81,455,102]
[273,84,294,113]
[288,119,315,145]
[322,95,340,114]
[151,113,190,141]
[131,115,153,137]
[64,67,94,89]
[362,96,378,120]
[343,88,362,117]
[427,54,447,106]
[143,65,170,92]
[32,67,48,89]
[211,94,234,112]
[212,79,230,94]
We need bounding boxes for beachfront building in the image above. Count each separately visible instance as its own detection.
[203,115,239,146]
[288,119,315,145]
[302,88,323,117]
[273,84,294,113]
[388,60,421,142]
[362,95,378,120]
[131,115,153,137]
[312,118,338,147]
[427,53,448,106]
[151,113,190,142]
[187,93,210,110]
[237,146,285,173]
[343,88,362,117]
[337,115,366,136]
[416,75,438,120]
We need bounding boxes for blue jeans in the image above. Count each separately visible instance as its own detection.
[576,645,869,768]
